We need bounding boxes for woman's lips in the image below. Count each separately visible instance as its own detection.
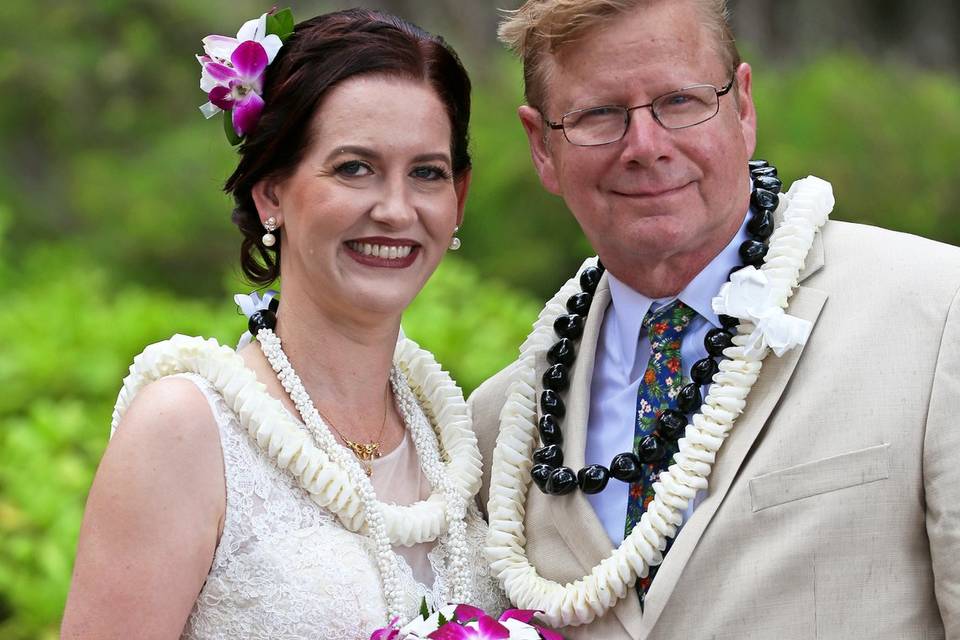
[344,238,420,268]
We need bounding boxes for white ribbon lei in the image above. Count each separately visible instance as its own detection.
[234,290,278,349]
[712,267,812,358]
[485,176,834,627]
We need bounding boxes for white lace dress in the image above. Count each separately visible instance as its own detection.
[158,372,507,640]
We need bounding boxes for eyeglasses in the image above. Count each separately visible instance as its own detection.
[545,76,736,147]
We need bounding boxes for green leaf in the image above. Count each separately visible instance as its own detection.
[419,596,430,620]
[222,110,242,146]
[265,8,295,42]
[437,612,448,626]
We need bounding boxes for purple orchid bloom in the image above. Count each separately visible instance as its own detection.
[496,609,565,640]
[196,11,284,137]
[369,618,401,640]
[428,613,510,640]
[200,40,268,137]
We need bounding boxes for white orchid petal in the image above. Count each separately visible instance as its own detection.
[237,12,269,41]
[202,34,240,61]
[199,66,219,93]
[260,34,283,64]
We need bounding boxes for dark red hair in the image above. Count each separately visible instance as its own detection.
[224,8,472,286]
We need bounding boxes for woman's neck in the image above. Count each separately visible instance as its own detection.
[245,279,403,444]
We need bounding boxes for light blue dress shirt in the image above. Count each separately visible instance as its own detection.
[585,212,751,546]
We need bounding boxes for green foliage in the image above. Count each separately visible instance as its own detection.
[405,256,541,394]
[266,8,296,42]
[223,110,243,146]
[0,249,239,639]
[753,53,960,245]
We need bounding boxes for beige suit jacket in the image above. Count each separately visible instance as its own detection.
[470,221,960,639]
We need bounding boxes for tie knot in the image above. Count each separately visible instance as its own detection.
[642,301,696,348]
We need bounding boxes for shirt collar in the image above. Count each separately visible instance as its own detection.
[606,210,751,374]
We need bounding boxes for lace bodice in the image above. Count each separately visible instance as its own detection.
[169,372,507,640]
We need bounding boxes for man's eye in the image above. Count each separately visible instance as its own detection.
[567,107,622,128]
[335,160,373,177]
[586,107,620,117]
[665,93,693,106]
[581,107,622,120]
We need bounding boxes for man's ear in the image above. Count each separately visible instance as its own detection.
[251,178,283,227]
[518,105,562,196]
[454,169,472,228]
[734,62,758,159]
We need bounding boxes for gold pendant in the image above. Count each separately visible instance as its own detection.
[345,440,381,476]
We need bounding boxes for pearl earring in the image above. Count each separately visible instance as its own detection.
[449,226,461,251]
[262,217,279,247]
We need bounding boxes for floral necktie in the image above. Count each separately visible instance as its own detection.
[624,300,696,605]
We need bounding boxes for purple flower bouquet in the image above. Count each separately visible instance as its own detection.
[371,604,563,640]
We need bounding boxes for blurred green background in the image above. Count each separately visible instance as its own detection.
[1,1,958,637]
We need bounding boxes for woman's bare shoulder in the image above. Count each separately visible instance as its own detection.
[61,376,226,636]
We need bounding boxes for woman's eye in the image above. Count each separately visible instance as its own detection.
[411,165,451,181]
[335,160,373,177]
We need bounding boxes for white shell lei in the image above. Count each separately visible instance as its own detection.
[111,332,482,549]
[484,176,834,627]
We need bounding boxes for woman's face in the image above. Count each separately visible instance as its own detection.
[261,74,468,323]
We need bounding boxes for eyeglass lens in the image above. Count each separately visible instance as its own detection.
[563,85,722,146]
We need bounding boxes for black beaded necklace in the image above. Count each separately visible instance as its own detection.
[531,160,782,496]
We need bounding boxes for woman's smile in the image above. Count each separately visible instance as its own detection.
[344,237,420,268]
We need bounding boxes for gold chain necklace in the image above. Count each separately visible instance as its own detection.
[317,384,390,476]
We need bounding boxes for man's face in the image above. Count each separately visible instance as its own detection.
[519,0,757,291]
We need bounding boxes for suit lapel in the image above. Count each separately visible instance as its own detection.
[637,230,829,637]
[544,274,646,636]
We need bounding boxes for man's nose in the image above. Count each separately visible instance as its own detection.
[619,107,671,166]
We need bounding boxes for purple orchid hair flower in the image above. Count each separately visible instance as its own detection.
[203,40,269,137]
[196,9,293,143]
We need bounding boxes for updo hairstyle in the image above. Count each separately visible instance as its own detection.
[224,8,472,286]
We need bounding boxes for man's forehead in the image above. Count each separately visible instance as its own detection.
[545,23,718,111]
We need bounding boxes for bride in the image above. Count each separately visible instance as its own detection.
[61,8,506,638]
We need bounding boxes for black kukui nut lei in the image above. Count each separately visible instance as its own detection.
[532,161,780,496]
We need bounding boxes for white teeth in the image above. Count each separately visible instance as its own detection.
[347,241,414,260]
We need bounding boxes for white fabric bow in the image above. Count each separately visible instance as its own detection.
[234,290,279,349]
[712,267,811,358]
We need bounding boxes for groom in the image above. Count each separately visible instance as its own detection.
[471,0,960,638]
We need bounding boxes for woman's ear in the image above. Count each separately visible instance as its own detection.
[454,169,471,228]
[251,178,283,227]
